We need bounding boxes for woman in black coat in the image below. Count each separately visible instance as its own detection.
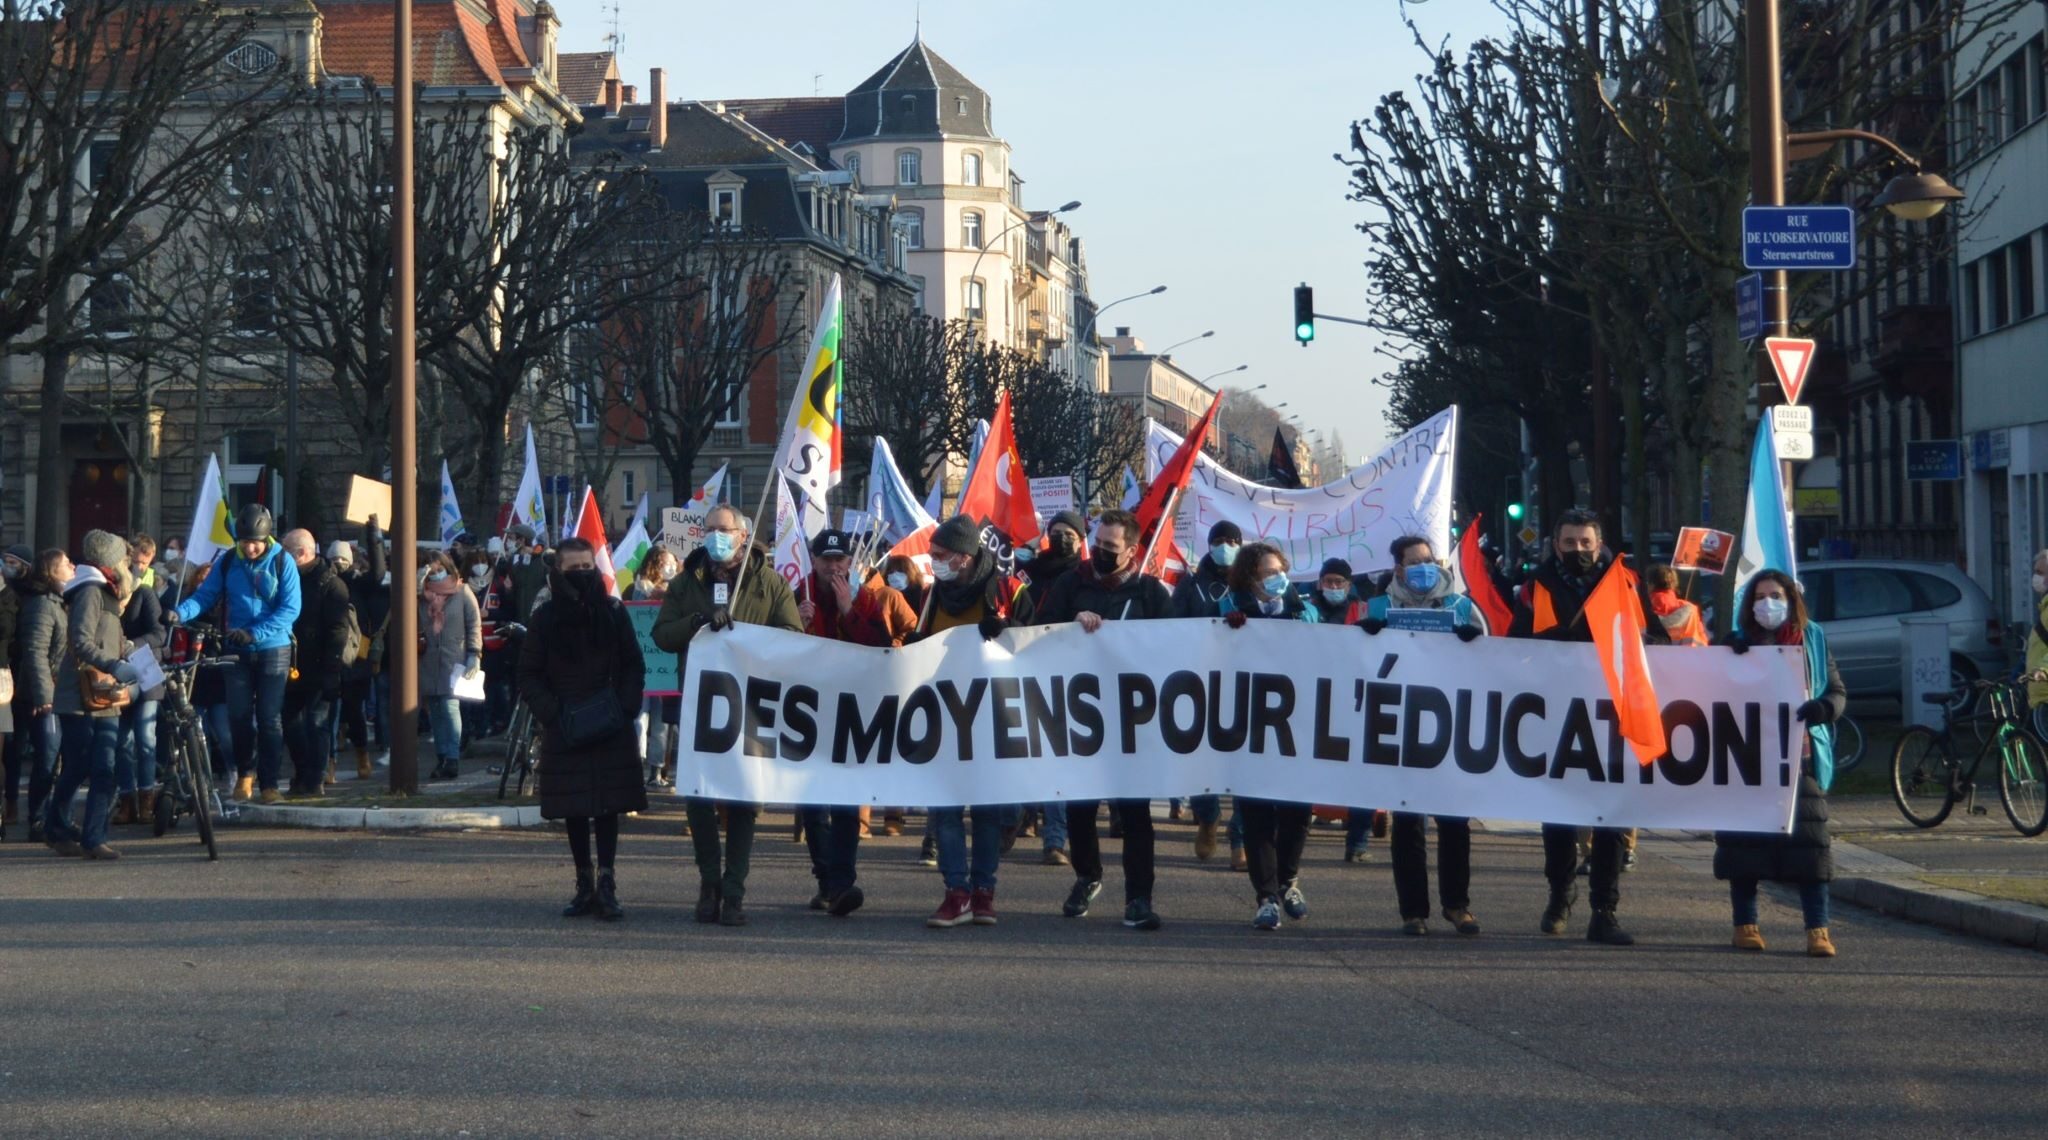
[1714,569,1847,958]
[516,538,647,921]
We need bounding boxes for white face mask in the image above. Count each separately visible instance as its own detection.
[1754,596,1790,631]
[932,560,959,583]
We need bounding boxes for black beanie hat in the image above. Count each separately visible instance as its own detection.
[1207,521,1242,546]
[933,515,984,556]
[1320,558,1354,580]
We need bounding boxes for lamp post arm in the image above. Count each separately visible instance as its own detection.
[1784,127,1922,169]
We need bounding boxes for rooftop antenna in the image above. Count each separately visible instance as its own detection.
[915,2,921,39]
[603,0,623,59]
[813,72,824,96]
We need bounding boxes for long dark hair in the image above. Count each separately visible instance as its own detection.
[1226,542,1287,597]
[1737,569,1809,642]
[27,548,68,593]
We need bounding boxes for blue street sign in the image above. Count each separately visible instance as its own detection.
[1736,273,1763,341]
[1742,206,1856,271]
[1905,440,1963,481]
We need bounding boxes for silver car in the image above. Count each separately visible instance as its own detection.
[1798,560,2008,701]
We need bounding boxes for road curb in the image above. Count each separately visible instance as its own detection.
[1832,875,2048,953]
[231,802,547,831]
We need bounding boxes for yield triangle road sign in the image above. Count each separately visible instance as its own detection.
[1764,337,1816,405]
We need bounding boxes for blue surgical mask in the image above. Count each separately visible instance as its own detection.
[1754,596,1790,630]
[1015,546,1035,564]
[704,532,738,562]
[1261,573,1290,598]
[1403,563,1441,593]
[886,572,909,591]
[1321,587,1349,605]
[425,569,448,583]
[1211,543,1239,567]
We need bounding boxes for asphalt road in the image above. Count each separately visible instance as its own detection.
[4,810,2046,1138]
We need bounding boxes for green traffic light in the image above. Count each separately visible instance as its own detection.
[1294,322,1315,342]
[1506,502,1525,521]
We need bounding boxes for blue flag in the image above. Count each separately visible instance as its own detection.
[1735,420,1796,592]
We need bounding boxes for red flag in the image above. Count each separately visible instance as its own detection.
[1135,392,1224,576]
[1584,558,1665,766]
[1457,517,1513,635]
[956,391,1040,543]
[572,486,619,597]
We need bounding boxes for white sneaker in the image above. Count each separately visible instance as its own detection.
[374,751,391,768]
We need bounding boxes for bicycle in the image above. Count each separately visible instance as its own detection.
[154,622,234,860]
[1832,712,1867,775]
[495,699,539,799]
[1890,676,2048,836]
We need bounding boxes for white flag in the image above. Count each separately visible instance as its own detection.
[184,454,233,571]
[687,463,728,510]
[510,425,547,540]
[438,460,466,545]
[772,475,812,596]
[771,274,843,536]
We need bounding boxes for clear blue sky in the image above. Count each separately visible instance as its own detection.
[551,0,1505,463]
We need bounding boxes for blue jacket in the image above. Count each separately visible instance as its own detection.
[176,540,302,651]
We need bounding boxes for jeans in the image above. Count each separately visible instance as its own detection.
[1545,824,1621,911]
[1731,878,1830,929]
[25,710,63,825]
[802,805,862,895]
[202,703,235,780]
[284,690,335,792]
[1191,794,1221,826]
[1038,801,1068,852]
[1391,813,1472,919]
[931,806,1002,892]
[1345,809,1374,857]
[1239,798,1310,902]
[221,646,291,790]
[47,715,120,848]
[1067,799,1155,902]
[3,694,28,805]
[116,699,160,796]
[425,696,462,764]
[686,798,758,902]
[372,673,391,750]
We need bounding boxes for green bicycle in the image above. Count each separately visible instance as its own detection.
[1891,678,2048,836]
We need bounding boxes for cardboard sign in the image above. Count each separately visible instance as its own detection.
[1672,527,1735,575]
[1030,476,1075,522]
[343,476,392,526]
[1383,607,1456,633]
[661,507,708,560]
[626,601,679,696]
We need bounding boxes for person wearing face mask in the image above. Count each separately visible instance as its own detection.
[155,539,185,597]
[1021,510,1087,612]
[1507,509,1667,946]
[1306,557,1368,625]
[1174,521,1245,862]
[881,553,928,618]
[171,504,303,804]
[415,552,482,781]
[1034,509,1174,929]
[279,530,351,796]
[0,544,36,830]
[652,503,802,927]
[1218,541,1320,931]
[519,537,647,922]
[497,524,549,622]
[1716,570,1846,958]
[1359,535,1488,935]
[2028,550,2048,739]
[916,514,1036,929]
[11,549,71,837]
[111,534,169,825]
[625,547,679,787]
[48,530,142,860]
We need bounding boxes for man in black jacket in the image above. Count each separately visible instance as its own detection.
[334,519,388,778]
[1506,509,1667,945]
[1035,510,1174,930]
[1171,520,1241,862]
[282,529,353,796]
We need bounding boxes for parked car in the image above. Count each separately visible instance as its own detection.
[1798,560,2006,704]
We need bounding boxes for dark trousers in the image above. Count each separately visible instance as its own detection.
[1067,799,1156,902]
[338,676,372,750]
[3,693,29,805]
[24,710,63,824]
[1392,813,1472,919]
[1239,798,1311,902]
[802,805,861,895]
[1544,823,1621,911]
[282,688,334,793]
[687,797,758,903]
[221,647,290,789]
[47,714,120,849]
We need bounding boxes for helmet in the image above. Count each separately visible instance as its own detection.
[236,503,274,541]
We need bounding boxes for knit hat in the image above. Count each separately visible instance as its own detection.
[932,515,984,556]
[1207,521,1242,545]
[1319,558,1353,581]
[811,529,851,558]
[2,543,31,568]
[1047,510,1087,538]
[80,529,133,596]
[326,540,354,567]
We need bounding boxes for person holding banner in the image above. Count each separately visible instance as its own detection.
[1172,521,1244,865]
[1715,570,1847,958]
[1506,509,1665,946]
[652,504,802,928]
[1360,535,1487,936]
[1035,509,1173,931]
[1218,542,1319,931]
[919,515,1036,929]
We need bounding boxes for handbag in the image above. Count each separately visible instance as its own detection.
[78,663,132,713]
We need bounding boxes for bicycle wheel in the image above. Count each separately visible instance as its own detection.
[184,723,218,860]
[1891,725,1959,828]
[514,730,537,798]
[1997,728,2048,837]
[1833,714,1866,774]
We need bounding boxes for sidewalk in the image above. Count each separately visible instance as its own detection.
[226,736,560,831]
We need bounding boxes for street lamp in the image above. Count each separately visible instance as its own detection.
[965,199,1081,327]
[1078,284,1167,345]
[1158,329,1214,357]
[1199,364,1249,385]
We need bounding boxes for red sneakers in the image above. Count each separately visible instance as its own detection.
[970,888,997,926]
[927,888,974,928]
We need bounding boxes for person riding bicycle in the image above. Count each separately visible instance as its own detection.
[171,504,303,804]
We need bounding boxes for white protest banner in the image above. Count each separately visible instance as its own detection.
[1147,406,1456,577]
[1030,476,1075,522]
[678,618,1805,833]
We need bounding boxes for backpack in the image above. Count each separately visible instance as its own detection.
[338,597,366,668]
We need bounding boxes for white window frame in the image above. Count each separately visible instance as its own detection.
[896,148,921,186]
[897,207,924,250]
[712,186,740,227]
[962,209,983,251]
[962,150,982,187]
[964,278,986,321]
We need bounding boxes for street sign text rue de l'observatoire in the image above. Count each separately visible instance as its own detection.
[1743,206,1856,272]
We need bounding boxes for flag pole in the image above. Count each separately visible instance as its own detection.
[728,472,778,605]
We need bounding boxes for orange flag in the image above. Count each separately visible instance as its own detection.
[956,391,1040,544]
[1584,558,1666,766]
[572,485,619,597]
[1134,391,1223,578]
[1456,517,1513,635]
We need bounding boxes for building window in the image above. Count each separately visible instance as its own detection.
[896,149,920,186]
[1961,258,1981,337]
[1988,246,2011,329]
[897,207,923,250]
[622,469,637,505]
[962,151,982,187]
[962,209,982,251]
[2016,235,2037,321]
[845,153,860,181]
[712,187,739,226]
[955,96,967,116]
[573,376,598,427]
[232,253,274,334]
[964,278,985,321]
[714,380,743,428]
[84,269,134,335]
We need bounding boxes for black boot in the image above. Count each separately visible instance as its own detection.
[595,870,624,922]
[562,870,597,917]
[694,882,722,924]
[718,896,747,927]
[1540,884,1576,935]
[1587,909,1635,946]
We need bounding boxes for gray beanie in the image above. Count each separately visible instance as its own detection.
[932,514,984,556]
[80,529,134,596]
[1048,510,1087,538]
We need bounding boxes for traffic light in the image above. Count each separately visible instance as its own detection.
[1292,283,1315,345]
[1506,501,1525,522]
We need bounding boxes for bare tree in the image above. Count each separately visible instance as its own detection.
[841,305,975,496]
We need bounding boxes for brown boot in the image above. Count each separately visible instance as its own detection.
[356,748,373,780]
[234,775,255,801]
[110,792,137,826]
[325,758,337,790]
[133,790,155,826]
[1229,846,1248,873]
[1194,821,1218,861]
[1733,924,1766,952]
[1806,928,1837,958]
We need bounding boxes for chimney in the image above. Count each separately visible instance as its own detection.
[1114,326,1130,337]
[649,68,669,150]
[603,77,621,115]
[621,84,637,104]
